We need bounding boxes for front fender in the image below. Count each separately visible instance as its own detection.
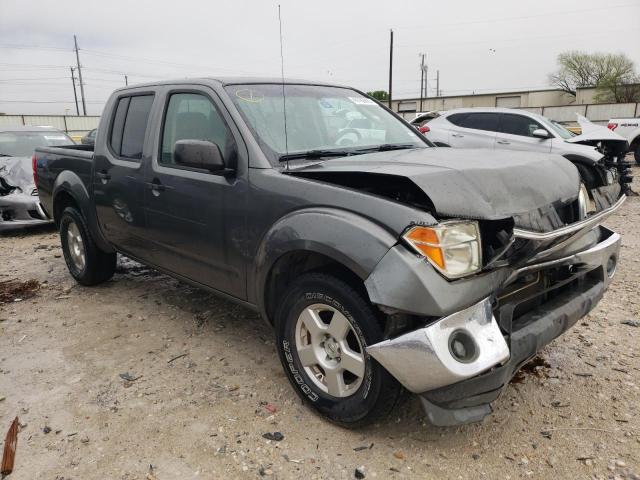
[251,207,404,314]
[53,171,114,252]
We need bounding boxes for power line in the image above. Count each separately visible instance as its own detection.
[0,99,105,104]
[0,43,70,51]
[0,77,70,82]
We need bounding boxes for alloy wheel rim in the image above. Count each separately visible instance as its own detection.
[294,303,365,398]
[66,221,86,272]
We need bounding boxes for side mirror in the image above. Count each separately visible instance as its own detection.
[531,129,550,139]
[174,139,225,172]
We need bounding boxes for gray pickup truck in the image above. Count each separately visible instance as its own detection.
[34,78,624,427]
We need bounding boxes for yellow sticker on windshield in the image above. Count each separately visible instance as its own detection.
[236,89,264,103]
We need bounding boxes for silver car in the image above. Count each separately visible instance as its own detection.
[423,107,631,192]
[0,126,74,230]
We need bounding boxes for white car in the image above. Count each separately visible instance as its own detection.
[608,117,640,164]
[0,126,74,230]
[423,107,631,191]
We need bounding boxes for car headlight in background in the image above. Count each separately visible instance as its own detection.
[403,221,482,279]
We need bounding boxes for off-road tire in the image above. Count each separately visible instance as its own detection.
[59,206,116,286]
[274,272,404,428]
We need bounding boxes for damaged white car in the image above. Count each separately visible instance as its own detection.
[422,108,632,194]
[0,126,74,230]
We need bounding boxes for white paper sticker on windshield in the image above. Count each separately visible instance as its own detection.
[348,97,376,105]
[43,135,69,141]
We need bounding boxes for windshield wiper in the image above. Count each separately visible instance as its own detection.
[354,143,418,153]
[278,149,352,162]
[0,153,12,157]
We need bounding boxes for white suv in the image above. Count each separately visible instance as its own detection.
[424,108,630,190]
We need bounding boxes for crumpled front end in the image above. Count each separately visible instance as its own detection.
[0,156,50,230]
[364,196,623,426]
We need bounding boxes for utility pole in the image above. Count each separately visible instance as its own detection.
[124,75,128,86]
[73,34,87,115]
[388,29,393,109]
[419,54,425,113]
[70,67,79,116]
[436,70,440,97]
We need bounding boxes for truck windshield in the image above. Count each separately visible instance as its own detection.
[224,84,427,164]
[0,131,74,157]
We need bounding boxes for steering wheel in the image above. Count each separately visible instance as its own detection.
[334,129,361,147]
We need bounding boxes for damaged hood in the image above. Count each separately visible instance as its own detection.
[0,156,36,195]
[566,115,628,149]
[290,148,580,221]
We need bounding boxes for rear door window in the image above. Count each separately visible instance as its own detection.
[447,113,468,127]
[459,113,500,132]
[109,97,130,155]
[121,95,154,159]
[109,94,154,159]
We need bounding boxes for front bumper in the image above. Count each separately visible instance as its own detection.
[366,226,620,426]
[0,193,51,231]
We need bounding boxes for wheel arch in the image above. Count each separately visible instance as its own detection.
[562,154,605,188]
[52,171,114,252]
[253,208,398,324]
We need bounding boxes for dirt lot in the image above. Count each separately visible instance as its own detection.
[1,169,639,480]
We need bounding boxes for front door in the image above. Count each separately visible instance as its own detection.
[495,113,552,153]
[143,87,247,300]
[93,92,155,260]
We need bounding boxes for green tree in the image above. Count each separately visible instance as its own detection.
[549,51,639,102]
[366,90,389,102]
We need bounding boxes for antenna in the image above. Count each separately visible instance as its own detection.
[278,4,290,169]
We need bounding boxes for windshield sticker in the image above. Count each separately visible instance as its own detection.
[348,97,376,106]
[43,136,69,141]
[319,99,333,108]
[235,89,264,103]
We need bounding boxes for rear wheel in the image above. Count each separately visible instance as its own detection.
[274,272,404,427]
[59,206,116,286]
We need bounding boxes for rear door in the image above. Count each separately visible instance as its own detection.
[142,86,248,299]
[93,92,155,260]
[495,113,552,153]
[446,112,499,148]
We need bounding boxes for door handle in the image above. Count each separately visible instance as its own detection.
[451,133,464,138]
[145,180,173,196]
[96,171,111,184]
[496,140,510,145]
[146,182,166,192]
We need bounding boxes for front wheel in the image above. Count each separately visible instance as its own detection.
[59,206,116,286]
[634,144,640,165]
[275,272,404,427]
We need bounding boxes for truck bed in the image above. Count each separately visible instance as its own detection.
[34,144,96,221]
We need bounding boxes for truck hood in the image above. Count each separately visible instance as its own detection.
[566,115,628,150]
[289,147,580,222]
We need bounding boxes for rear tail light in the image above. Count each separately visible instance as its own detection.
[607,123,618,131]
[32,154,38,189]
[419,125,430,134]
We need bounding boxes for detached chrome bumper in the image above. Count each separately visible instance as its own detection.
[367,225,621,425]
[367,298,509,393]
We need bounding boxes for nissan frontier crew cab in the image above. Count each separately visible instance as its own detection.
[34,78,624,427]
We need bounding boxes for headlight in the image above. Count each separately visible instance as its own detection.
[403,221,482,279]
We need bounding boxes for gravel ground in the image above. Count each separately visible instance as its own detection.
[1,167,639,480]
